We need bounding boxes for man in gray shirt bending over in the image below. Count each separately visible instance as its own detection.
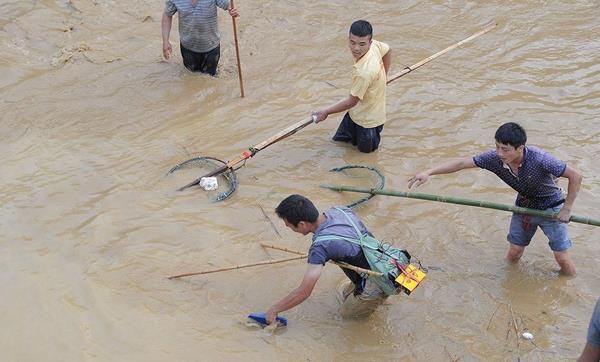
[265,194,389,325]
[162,0,239,75]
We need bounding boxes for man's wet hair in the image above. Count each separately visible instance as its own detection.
[495,122,527,148]
[350,20,373,39]
[275,194,319,226]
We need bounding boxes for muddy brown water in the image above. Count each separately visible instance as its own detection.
[1,0,600,360]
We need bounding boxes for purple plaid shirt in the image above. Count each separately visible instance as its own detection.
[473,146,567,210]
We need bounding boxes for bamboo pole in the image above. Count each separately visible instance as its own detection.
[260,243,305,255]
[320,184,600,227]
[334,261,383,277]
[387,22,497,84]
[167,255,306,279]
[167,242,385,280]
[230,0,244,97]
[178,24,497,192]
[177,116,314,191]
[260,243,383,277]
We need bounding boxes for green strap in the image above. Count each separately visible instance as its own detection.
[313,207,365,247]
[314,233,362,247]
[313,208,379,253]
[333,207,364,237]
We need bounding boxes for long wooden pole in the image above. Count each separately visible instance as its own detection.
[260,243,305,255]
[230,0,244,97]
[178,23,497,191]
[167,255,306,279]
[166,242,385,279]
[387,22,497,84]
[177,116,315,191]
[320,184,600,227]
[260,243,383,277]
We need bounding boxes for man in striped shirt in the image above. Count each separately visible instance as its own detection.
[162,0,239,75]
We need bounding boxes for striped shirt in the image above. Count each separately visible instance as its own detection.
[165,0,229,53]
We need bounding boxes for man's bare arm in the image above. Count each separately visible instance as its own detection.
[558,165,582,222]
[382,48,392,75]
[408,157,476,189]
[312,95,360,123]
[265,264,323,324]
[161,14,173,59]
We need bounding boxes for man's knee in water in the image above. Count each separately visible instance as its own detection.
[506,244,525,262]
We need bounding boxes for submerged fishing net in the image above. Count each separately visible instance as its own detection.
[328,165,385,209]
[168,156,237,202]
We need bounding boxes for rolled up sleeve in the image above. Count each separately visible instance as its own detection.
[164,0,177,16]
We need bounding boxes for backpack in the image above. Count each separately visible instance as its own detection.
[313,208,411,296]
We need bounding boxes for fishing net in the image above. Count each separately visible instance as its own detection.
[168,156,237,202]
[328,165,385,209]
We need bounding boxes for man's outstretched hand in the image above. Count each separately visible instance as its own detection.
[408,172,430,189]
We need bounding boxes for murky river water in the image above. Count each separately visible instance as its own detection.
[1,0,599,360]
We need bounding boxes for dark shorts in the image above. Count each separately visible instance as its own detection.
[180,43,220,75]
[332,112,383,153]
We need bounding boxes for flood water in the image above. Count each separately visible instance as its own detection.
[1,0,600,360]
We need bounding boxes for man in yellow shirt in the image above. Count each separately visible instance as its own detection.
[312,20,392,153]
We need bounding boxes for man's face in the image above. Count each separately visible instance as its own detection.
[495,142,524,164]
[348,33,372,60]
[283,219,310,236]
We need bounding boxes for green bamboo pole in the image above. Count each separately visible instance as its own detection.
[321,184,600,227]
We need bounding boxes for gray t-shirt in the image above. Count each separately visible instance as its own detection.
[309,207,372,285]
[587,297,600,347]
[164,0,229,53]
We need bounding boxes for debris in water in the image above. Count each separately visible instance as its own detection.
[522,331,534,340]
[199,177,218,191]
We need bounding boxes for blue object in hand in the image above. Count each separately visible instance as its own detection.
[248,312,288,327]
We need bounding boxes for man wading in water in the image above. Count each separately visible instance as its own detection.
[409,122,582,276]
[265,195,389,324]
[162,0,239,75]
[312,20,392,153]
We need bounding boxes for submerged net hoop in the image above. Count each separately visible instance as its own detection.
[329,165,385,209]
[168,156,238,202]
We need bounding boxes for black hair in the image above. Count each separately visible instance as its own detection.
[495,122,527,148]
[350,20,373,38]
[275,194,319,226]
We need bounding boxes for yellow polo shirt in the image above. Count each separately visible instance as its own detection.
[349,39,389,128]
